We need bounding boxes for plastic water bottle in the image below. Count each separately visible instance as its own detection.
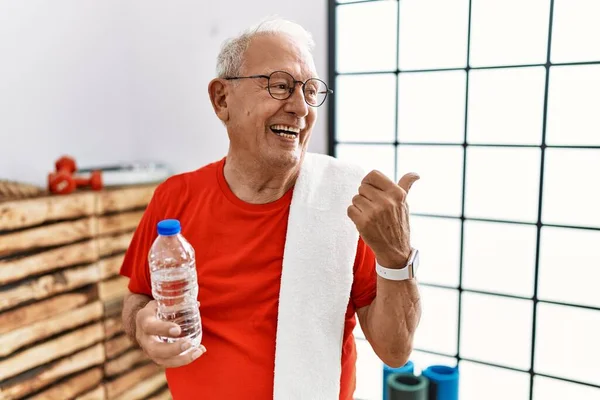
[149,219,202,348]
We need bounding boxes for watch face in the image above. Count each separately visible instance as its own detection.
[412,249,420,274]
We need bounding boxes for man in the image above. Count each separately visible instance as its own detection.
[120,18,421,400]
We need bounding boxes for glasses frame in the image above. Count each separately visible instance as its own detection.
[224,70,333,107]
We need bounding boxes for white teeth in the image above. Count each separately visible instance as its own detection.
[271,124,300,134]
[276,132,297,139]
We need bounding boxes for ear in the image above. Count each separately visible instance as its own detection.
[208,78,230,122]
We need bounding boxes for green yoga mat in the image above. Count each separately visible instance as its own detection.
[387,373,429,400]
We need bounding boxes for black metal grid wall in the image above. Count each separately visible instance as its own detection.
[328,0,600,398]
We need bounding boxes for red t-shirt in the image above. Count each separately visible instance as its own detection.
[120,158,377,400]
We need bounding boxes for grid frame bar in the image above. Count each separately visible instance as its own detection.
[419,282,600,313]
[455,0,473,380]
[334,142,600,150]
[410,212,600,232]
[529,0,556,397]
[333,59,600,76]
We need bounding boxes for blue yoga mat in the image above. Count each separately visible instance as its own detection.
[383,361,414,400]
[421,365,459,400]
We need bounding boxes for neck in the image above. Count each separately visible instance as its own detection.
[223,151,302,204]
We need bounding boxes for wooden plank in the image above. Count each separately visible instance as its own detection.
[105,363,160,399]
[97,211,144,236]
[104,349,146,377]
[104,297,125,318]
[104,316,124,339]
[99,254,125,280]
[0,217,96,257]
[28,367,103,400]
[0,192,95,231]
[0,180,46,203]
[0,287,96,335]
[0,301,103,357]
[0,240,98,285]
[0,322,104,382]
[75,385,105,400]
[97,232,134,257]
[105,334,135,359]
[96,185,156,215]
[148,388,172,400]
[99,276,129,302]
[0,343,104,399]
[113,371,167,400]
[0,263,100,312]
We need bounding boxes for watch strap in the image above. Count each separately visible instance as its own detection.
[375,249,417,281]
[376,261,413,280]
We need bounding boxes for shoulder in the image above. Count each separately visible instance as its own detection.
[152,159,222,202]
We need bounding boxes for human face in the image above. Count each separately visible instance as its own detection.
[224,34,319,170]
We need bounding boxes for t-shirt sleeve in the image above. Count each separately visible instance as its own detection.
[350,237,377,309]
[119,187,163,297]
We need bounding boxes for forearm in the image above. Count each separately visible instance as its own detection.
[122,291,152,342]
[366,277,421,367]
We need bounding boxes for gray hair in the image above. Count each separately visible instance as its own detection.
[216,17,315,78]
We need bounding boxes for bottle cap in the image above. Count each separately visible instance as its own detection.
[157,219,181,236]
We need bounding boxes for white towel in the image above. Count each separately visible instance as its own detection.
[274,152,366,400]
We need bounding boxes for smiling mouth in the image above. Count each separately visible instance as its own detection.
[270,124,300,139]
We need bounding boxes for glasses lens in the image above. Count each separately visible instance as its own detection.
[268,71,294,99]
[304,78,328,107]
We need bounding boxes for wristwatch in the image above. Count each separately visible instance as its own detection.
[375,248,420,281]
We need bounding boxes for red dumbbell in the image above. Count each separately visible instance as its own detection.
[55,156,77,175]
[48,156,104,194]
[48,156,77,194]
[49,169,104,194]
[74,170,103,191]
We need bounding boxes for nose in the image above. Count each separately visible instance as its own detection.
[283,84,309,118]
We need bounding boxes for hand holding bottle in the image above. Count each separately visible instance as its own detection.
[135,299,206,367]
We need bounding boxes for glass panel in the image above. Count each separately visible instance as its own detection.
[409,350,457,375]
[335,144,396,181]
[355,338,383,400]
[335,74,396,143]
[398,0,469,70]
[460,292,533,370]
[410,216,461,288]
[539,227,600,308]
[336,1,398,73]
[463,221,537,297]
[398,70,466,144]
[542,149,600,228]
[465,147,541,223]
[551,0,600,63]
[535,303,600,386]
[467,67,546,145]
[546,65,600,146]
[469,0,551,67]
[397,145,464,216]
[459,361,530,400]
[533,376,600,400]
[414,286,459,355]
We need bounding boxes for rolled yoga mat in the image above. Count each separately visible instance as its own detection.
[387,373,429,400]
[383,361,415,400]
[421,365,459,400]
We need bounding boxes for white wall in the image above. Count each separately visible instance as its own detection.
[0,1,136,186]
[0,0,328,186]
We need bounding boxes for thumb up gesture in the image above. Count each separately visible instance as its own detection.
[347,171,420,268]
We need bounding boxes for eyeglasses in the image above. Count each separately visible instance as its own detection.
[224,70,333,107]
